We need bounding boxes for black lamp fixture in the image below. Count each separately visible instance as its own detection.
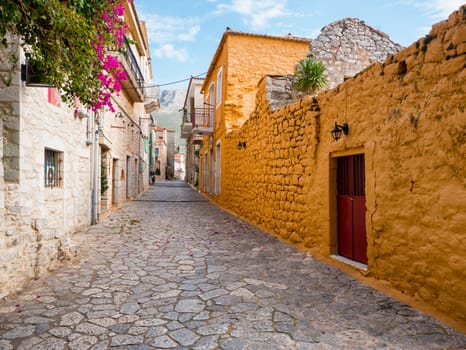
[330,122,349,141]
[237,141,246,150]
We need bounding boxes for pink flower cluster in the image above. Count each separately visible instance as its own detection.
[92,0,132,112]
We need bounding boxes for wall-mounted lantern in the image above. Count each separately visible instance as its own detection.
[330,122,349,141]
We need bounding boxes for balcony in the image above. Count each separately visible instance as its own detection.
[112,37,145,102]
[181,111,192,139]
[144,86,160,113]
[191,107,213,136]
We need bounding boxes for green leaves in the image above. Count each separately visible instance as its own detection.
[0,0,126,109]
[294,57,328,94]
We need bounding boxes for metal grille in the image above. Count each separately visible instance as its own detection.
[44,149,62,188]
[337,157,350,196]
[353,154,365,196]
[337,154,365,196]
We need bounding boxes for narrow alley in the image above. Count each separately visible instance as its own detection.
[0,183,464,350]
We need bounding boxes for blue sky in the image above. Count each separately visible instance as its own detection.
[134,0,464,90]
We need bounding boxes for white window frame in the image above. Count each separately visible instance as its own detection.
[208,83,215,127]
[204,152,209,193]
[216,67,223,107]
[215,141,221,195]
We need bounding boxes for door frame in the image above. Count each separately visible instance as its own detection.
[329,147,368,266]
[112,158,120,206]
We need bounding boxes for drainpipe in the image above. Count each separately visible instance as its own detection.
[86,114,93,145]
[91,117,100,225]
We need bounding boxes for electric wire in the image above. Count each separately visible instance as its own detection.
[145,72,207,88]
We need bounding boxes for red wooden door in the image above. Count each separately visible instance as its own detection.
[337,154,367,264]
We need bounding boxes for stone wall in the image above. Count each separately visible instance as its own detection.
[0,40,90,297]
[310,18,403,88]
[219,81,317,246]
[216,7,466,326]
[0,117,4,237]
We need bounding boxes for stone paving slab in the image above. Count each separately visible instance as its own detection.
[0,182,465,349]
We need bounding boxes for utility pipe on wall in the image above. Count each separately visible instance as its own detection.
[91,112,100,225]
[91,128,99,225]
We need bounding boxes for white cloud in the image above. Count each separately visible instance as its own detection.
[178,25,201,41]
[405,0,464,19]
[215,0,289,30]
[141,14,201,44]
[153,44,188,63]
[139,14,199,63]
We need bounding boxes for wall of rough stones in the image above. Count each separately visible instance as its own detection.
[216,7,466,326]
[310,18,403,88]
[0,41,92,296]
[0,117,4,237]
[219,79,318,250]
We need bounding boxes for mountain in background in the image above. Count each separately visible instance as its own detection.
[152,89,187,152]
[159,90,186,112]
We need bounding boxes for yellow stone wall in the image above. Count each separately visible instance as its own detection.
[212,8,466,326]
[224,34,310,131]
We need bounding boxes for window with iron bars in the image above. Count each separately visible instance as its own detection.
[44,149,63,188]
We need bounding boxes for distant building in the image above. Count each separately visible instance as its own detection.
[174,152,186,181]
[152,126,175,181]
[180,77,205,187]
[166,128,176,179]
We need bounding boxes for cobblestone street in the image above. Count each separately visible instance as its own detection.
[0,182,465,349]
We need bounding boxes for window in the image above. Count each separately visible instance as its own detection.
[44,149,63,188]
[204,152,208,193]
[216,67,223,106]
[208,83,215,127]
[215,142,221,195]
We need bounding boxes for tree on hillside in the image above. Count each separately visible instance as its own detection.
[0,0,131,112]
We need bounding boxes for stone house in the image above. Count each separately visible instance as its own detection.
[197,29,311,194]
[174,152,186,181]
[181,76,206,187]
[0,2,157,298]
[199,7,466,329]
[152,126,176,181]
[309,18,403,88]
